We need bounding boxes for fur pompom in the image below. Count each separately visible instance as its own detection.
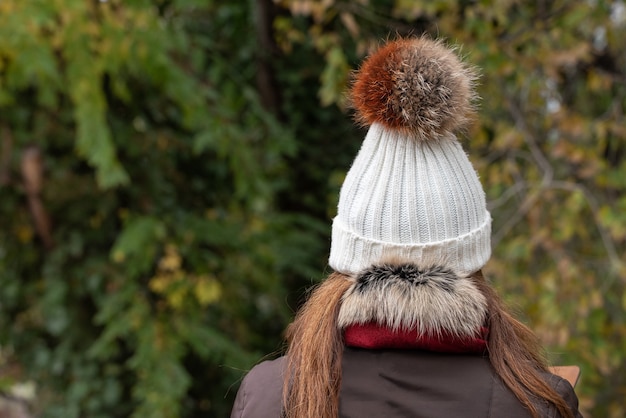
[351,37,478,139]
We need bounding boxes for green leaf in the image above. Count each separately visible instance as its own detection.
[110,216,166,277]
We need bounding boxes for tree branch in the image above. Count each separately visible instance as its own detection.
[0,125,13,186]
[255,0,283,118]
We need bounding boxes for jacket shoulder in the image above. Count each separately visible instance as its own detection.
[494,372,582,418]
[230,357,285,418]
[492,370,582,418]
[544,372,583,418]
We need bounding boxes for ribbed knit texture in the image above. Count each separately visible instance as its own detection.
[329,123,491,275]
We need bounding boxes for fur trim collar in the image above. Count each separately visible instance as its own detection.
[337,263,487,338]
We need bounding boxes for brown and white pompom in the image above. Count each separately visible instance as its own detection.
[351,37,478,139]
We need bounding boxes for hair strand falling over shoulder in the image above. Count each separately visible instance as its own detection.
[283,272,352,418]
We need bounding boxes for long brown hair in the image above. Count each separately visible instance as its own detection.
[283,270,575,418]
[283,272,352,418]
[471,271,575,418]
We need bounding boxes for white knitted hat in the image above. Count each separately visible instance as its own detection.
[328,37,492,275]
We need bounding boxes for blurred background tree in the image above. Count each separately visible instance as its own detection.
[0,0,624,417]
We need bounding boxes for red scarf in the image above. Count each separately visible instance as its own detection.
[344,322,489,354]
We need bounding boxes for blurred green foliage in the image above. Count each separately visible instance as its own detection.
[0,0,624,417]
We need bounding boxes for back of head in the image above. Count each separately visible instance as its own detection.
[283,37,576,418]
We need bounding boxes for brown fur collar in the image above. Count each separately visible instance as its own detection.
[337,263,487,338]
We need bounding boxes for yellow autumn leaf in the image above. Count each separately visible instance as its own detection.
[167,286,187,310]
[15,224,34,244]
[111,250,125,263]
[194,276,222,307]
[158,245,181,272]
[149,274,171,294]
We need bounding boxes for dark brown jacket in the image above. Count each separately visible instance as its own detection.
[231,348,581,418]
